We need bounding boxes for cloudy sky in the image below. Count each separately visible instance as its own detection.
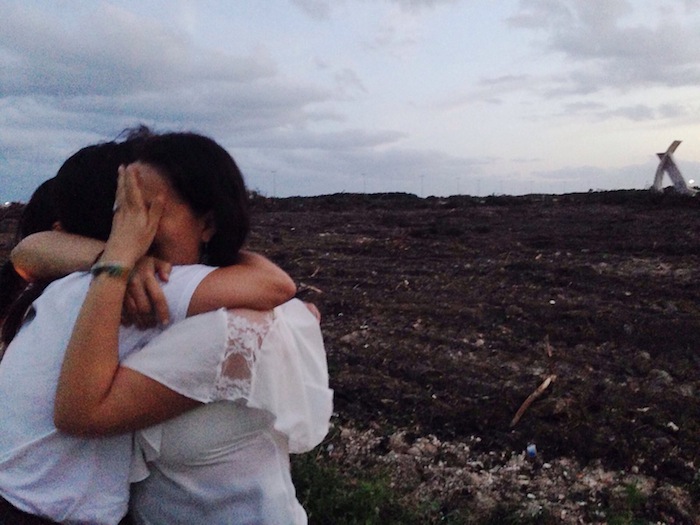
[2,0,700,202]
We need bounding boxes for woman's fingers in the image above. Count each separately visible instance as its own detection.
[304,302,322,322]
[121,257,170,327]
[147,194,164,234]
[125,163,163,239]
[123,164,146,212]
[113,165,127,213]
[144,273,170,325]
[127,277,153,316]
[152,258,172,283]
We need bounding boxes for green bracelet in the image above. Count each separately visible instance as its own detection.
[90,262,132,281]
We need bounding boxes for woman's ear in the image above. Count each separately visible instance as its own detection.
[201,212,216,243]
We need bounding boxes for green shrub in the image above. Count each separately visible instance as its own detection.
[606,483,647,525]
[291,452,418,525]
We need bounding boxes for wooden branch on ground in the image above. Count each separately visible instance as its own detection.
[510,374,557,428]
[298,282,323,294]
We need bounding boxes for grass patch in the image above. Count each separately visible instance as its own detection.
[605,483,648,525]
[467,504,557,525]
[291,452,419,524]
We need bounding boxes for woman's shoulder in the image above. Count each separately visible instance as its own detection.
[167,264,217,286]
[35,272,92,309]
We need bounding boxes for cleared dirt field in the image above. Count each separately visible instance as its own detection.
[247,190,700,523]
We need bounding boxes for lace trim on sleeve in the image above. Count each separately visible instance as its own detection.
[212,309,274,402]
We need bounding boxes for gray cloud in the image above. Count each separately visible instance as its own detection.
[562,100,607,113]
[291,0,458,17]
[437,74,534,109]
[52,81,335,135]
[560,99,697,123]
[0,3,379,199]
[0,3,276,98]
[389,0,458,11]
[509,0,700,93]
[243,143,483,197]
[234,128,406,152]
[289,0,333,20]
[333,68,368,97]
[600,104,656,122]
[0,1,474,202]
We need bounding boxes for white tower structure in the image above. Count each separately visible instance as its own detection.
[652,141,696,196]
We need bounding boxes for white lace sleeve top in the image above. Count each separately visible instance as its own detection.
[122,299,331,524]
[122,298,333,455]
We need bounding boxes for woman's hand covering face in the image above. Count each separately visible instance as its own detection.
[101,165,164,268]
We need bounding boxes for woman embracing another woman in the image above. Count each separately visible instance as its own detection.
[0,131,332,524]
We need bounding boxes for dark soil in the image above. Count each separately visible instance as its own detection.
[2,190,699,523]
[246,190,700,524]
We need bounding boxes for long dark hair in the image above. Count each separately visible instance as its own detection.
[0,178,58,346]
[1,129,151,346]
[134,132,250,266]
[53,127,152,242]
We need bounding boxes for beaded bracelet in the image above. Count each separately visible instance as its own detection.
[90,261,132,281]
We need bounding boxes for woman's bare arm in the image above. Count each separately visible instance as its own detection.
[11,232,296,324]
[54,276,201,436]
[188,251,296,316]
[11,231,103,282]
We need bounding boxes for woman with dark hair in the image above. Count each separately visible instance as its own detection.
[0,132,303,524]
[134,132,250,266]
[0,178,57,349]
